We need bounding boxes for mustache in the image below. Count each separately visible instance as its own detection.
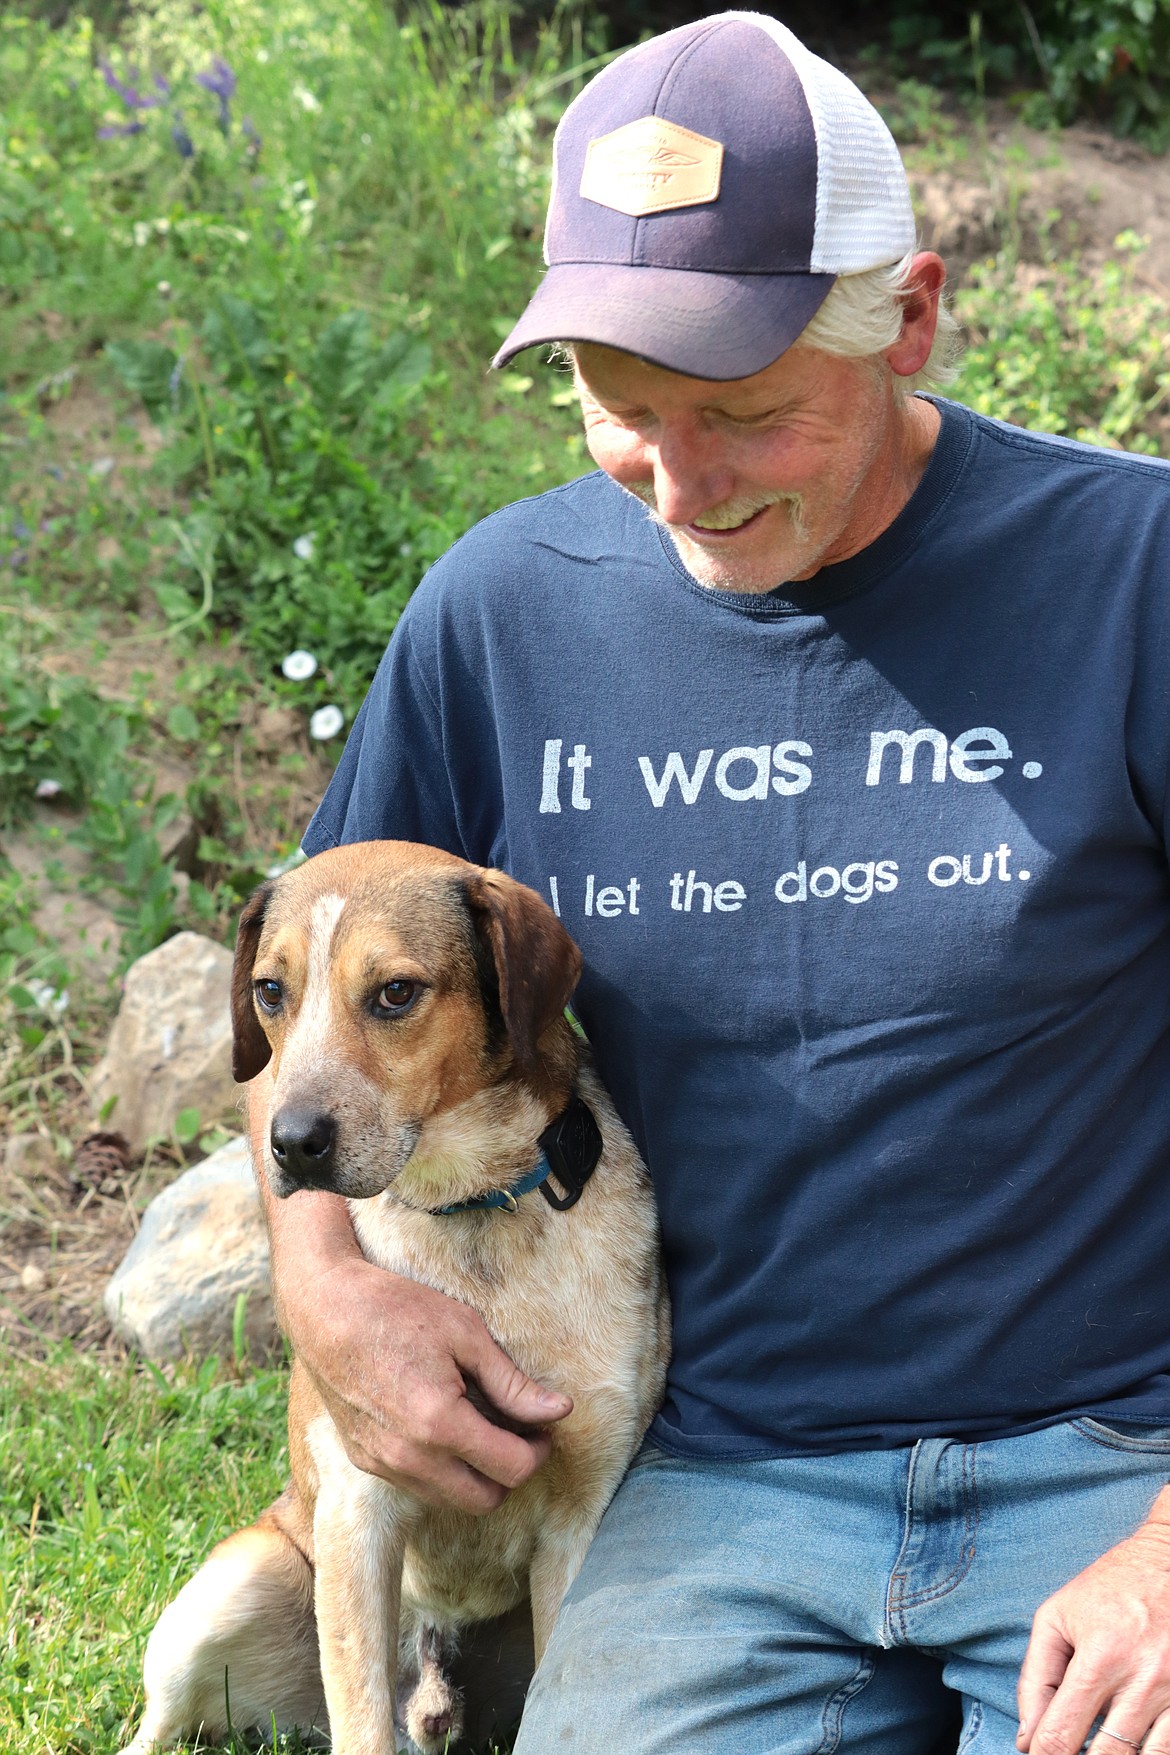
[624,482,807,542]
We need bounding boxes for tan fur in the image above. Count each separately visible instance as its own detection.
[120,841,668,1755]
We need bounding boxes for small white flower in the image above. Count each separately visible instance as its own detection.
[26,979,69,1014]
[293,84,321,112]
[34,778,63,799]
[398,542,413,557]
[361,133,371,145]
[292,532,315,561]
[309,705,344,741]
[281,648,318,681]
[157,279,173,298]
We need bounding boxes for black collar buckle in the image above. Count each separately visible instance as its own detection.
[537,1094,603,1211]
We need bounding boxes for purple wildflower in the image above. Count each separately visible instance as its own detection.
[241,115,262,160]
[98,121,146,139]
[196,57,236,133]
[99,59,166,110]
[171,115,195,159]
[195,57,237,100]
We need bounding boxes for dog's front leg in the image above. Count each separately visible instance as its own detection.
[529,1519,602,1666]
[309,1420,407,1755]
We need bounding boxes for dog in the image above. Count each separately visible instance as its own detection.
[118,840,669,1755]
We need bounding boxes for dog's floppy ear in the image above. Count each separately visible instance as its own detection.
[465,869,581,1071]
[231,880,276,1083]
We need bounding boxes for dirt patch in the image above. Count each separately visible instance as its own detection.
[903,109,1170,291]
[0,1109,191,1358]
[42,373,166,478]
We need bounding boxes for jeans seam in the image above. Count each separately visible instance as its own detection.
[814,1649,877,1755]
[899,1443,980,1609]
[886,1444,922,1645]
[1071,1418,1170,1454]
[957,1700,984,1753]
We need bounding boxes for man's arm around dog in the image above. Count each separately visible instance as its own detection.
[250,1068,572,1516]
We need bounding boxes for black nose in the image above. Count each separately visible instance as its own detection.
[270,1108,338,1186]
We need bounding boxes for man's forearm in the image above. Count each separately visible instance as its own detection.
[247,1071,362,1325]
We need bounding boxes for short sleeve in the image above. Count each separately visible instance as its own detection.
[301,603,477,861]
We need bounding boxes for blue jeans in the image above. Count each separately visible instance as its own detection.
[514,1419,1170,1754]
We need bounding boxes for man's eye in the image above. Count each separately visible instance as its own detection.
[254,979,283,1011]
[374,980,419,1016]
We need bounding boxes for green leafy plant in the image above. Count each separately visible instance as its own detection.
[0,654,113,827]
[106,296,451,713]
[952,232,1170,449]
[882,0,1170,140]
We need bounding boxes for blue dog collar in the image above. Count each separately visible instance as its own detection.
[432,1094,603,1217]
[435,1155,555,1216]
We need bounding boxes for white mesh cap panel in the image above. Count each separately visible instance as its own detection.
[724,12,915,273]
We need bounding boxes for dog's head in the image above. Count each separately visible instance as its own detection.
[231,841,581,1200]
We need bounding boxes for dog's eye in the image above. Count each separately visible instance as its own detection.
[374,979,418,1016]
[254,978,283,1011]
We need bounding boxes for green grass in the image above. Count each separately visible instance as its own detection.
[0,1340,516,1754]
[1,1341,292,1752]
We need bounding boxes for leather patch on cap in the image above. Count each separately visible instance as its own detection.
[580,117,723,218]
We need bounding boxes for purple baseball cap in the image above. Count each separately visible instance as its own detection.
[493,11,915,381]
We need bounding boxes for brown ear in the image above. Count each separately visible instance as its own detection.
[231,881,276,1083]
[465,869,581,1070]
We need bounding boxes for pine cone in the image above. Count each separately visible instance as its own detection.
[72,1131,131,1197]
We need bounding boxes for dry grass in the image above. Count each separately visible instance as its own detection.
[0,987,188,1358]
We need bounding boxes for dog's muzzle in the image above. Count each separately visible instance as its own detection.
[269,1106,339,1192]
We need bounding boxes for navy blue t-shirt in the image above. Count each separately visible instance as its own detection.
[304,396,1170,1458]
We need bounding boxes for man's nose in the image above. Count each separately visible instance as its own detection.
[649,426,735,527]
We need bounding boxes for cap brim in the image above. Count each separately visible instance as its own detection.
[492,263,836,381]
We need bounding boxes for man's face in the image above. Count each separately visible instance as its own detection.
[573,341,904,594]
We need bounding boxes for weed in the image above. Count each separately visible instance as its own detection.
[952,231,1170,449]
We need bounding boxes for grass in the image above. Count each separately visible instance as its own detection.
[5,1,1170,1748]
[0,1338,518,1754]
[1,1340,292,1753]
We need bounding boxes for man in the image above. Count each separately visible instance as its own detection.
[261,13,1170,1752]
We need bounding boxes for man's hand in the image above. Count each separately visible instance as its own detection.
[284,1240,573,1513]
[1018,1487,1170,1755]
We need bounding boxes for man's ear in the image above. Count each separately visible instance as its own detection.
[465,868,582,1071]
[231,881,276,1083]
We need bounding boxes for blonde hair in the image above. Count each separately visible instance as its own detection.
[797,252,963,391]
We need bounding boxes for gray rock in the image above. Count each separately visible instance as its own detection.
[104,1135,280,1363]
[91,931,240,1153]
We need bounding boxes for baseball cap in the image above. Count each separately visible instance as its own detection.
[493,11,915,381]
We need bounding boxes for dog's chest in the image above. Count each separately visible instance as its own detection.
[351,1176,657,1398]
[401,1487,551,1623]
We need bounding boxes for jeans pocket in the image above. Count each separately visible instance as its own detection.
[1071,1416,1170,1452]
